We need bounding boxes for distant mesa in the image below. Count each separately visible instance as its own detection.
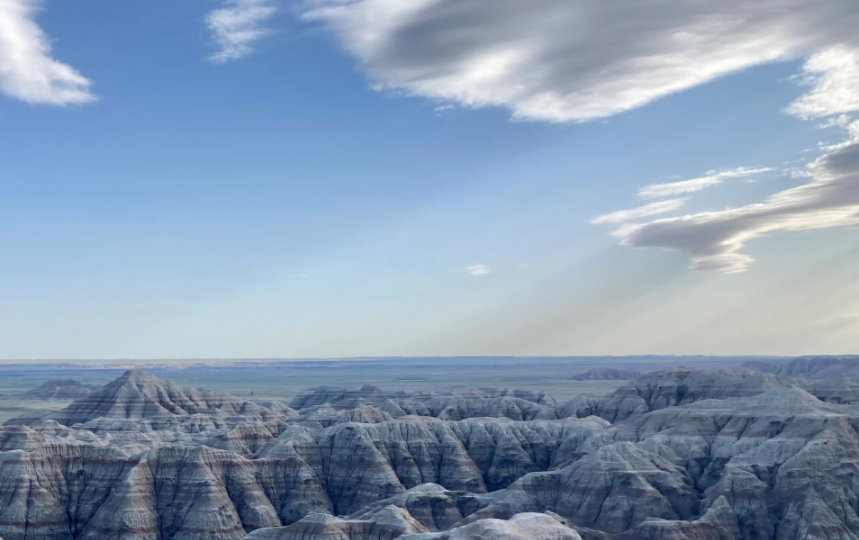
[743,355,859,379]
[568,368,643,381]
[22,378,100,400]
[559,366,803,422]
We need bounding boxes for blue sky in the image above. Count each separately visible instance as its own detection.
[1,0,859,359]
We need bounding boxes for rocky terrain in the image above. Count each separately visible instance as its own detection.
[21,379,100,400]
[744,355,859,380]
[0,365,858,539]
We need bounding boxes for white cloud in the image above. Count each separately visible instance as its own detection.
[787,46,859,120]
[637,167,774,199]
[613,122,859,273]
[303,0,859,273]
[207,0,277,63]
[598,37,859,273]
[0,0,94,105]
[303,0,859,122]
[466,264,491,276]
[591,198,686,225]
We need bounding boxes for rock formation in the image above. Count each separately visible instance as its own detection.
[558,366,801,422]
[22,379,99,400]
[401,512,582,540]
[743,355,859,379]
[290,385,557,422]
[245,506,428,539]
[2,366,859,539]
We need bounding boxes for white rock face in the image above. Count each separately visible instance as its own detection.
[400,513,582,540]
[290,386,557,421]
[2,367,859,539]
[244,506,428,539]
[558,367,803,422]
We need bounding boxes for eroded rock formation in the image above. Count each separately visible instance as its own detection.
[22,379,99,400]
[1,366,858,539]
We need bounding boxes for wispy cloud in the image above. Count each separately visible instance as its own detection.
[466,264,491,276]
[638,167,773,199]
[0,0,95,105]
[598,39,859,274]
[303,0,859,122]
[206,0,277,63]
[303,0,859,275]
[787,46,859,120]
[614,121,859,273]
[591,198,686,225]
[637,167,773,199]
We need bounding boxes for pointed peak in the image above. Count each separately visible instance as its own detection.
[119,369,160,382]
[111,370,177,392]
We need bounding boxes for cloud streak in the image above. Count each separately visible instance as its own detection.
[637,167,774,199]
[207,0,277,63]
[600,42,859,273]
[0,0,94,105]
[466,264,491,276]
[615,122,859,273]
[304,0,859,122]
[592,199,686,225]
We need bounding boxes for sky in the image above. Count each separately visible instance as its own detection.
[1,0,859,360]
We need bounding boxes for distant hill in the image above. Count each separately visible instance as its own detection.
[744,356,859,379]
[23,379,100,400]
[569,368,643,381]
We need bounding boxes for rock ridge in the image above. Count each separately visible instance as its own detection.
[1,367,858,539]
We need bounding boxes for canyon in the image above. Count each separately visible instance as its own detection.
[1,359,858,539]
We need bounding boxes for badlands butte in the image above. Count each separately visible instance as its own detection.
[1,359,859,539]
